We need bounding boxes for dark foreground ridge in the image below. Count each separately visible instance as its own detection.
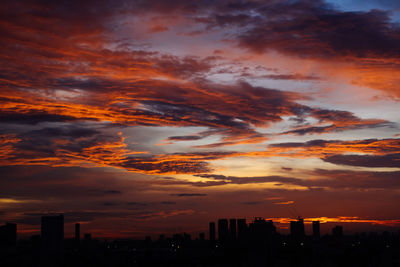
[1,215,400,266]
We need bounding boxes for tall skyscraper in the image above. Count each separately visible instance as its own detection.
[298,218,305,237]
[290,218,305,240]
[0,223,17,247]
[237,219,247,240]
[229,218,237,240]
[41,214,64,252]
[249,217,276,243]
[218,219,229,241]
[313,221,320,238]
[75,223,80,244]
[209,222,216,241]
[290,221,296,236]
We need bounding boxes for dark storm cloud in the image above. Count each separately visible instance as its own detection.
[234,1,400,59]
[121,156,211,174]
[309,169,400,189]
[283,109,389,135]
[167,135,205,141]
[323,153,400,168]
[22,126,100,139]
[197,171,400,190]
[2,124,119,161]
[0,166,132,199]
[269,138,400,153]
[0,112,83,125]
[260,73,321,81]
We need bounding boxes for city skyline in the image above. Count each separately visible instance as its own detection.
[2,214,398,240]
[1,214,346,242]
[3,214,398,266]
[1,0,400,238]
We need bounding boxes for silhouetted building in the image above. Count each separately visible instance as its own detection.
[84,233,92,241]
[199,232,205,241]
[313,221,320,238]
[229,218,237,240]
[184,232,191,241]
[145,236,151,244]
[249,217,276,243]
[290,218,305,240]
[332,225,343,237]
[41,214,64,252]
[173,233,183,243]
[75,223,80,244]
[237,218,247,240]
[209,222,216,241]
[218,219,229,241]
[0,223,17,247]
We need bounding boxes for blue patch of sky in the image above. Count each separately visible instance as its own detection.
[327,0,400,22]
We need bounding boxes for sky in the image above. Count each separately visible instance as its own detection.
[0,0,400,238]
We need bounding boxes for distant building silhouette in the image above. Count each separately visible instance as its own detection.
[313,221,320,238]
[237,218,247,240]
[84,233,92,241]
[41,214,64,253]
[75,223,80,244]
[249,217,276,243]
[218,219,229,241]
[229,218,237,240]
[173,233,183,243]
[0,223,17,247]
[183,232,191,241]
[209,222,216,241]
[332,225,343,237]
[290,218,305,240]
[199,232,205,241]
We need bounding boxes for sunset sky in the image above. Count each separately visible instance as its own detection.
[1,0,400,238]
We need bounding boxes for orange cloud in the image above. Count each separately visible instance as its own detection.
[267,138,400,158]
[266,217,400,227]
[274,201,294,205]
